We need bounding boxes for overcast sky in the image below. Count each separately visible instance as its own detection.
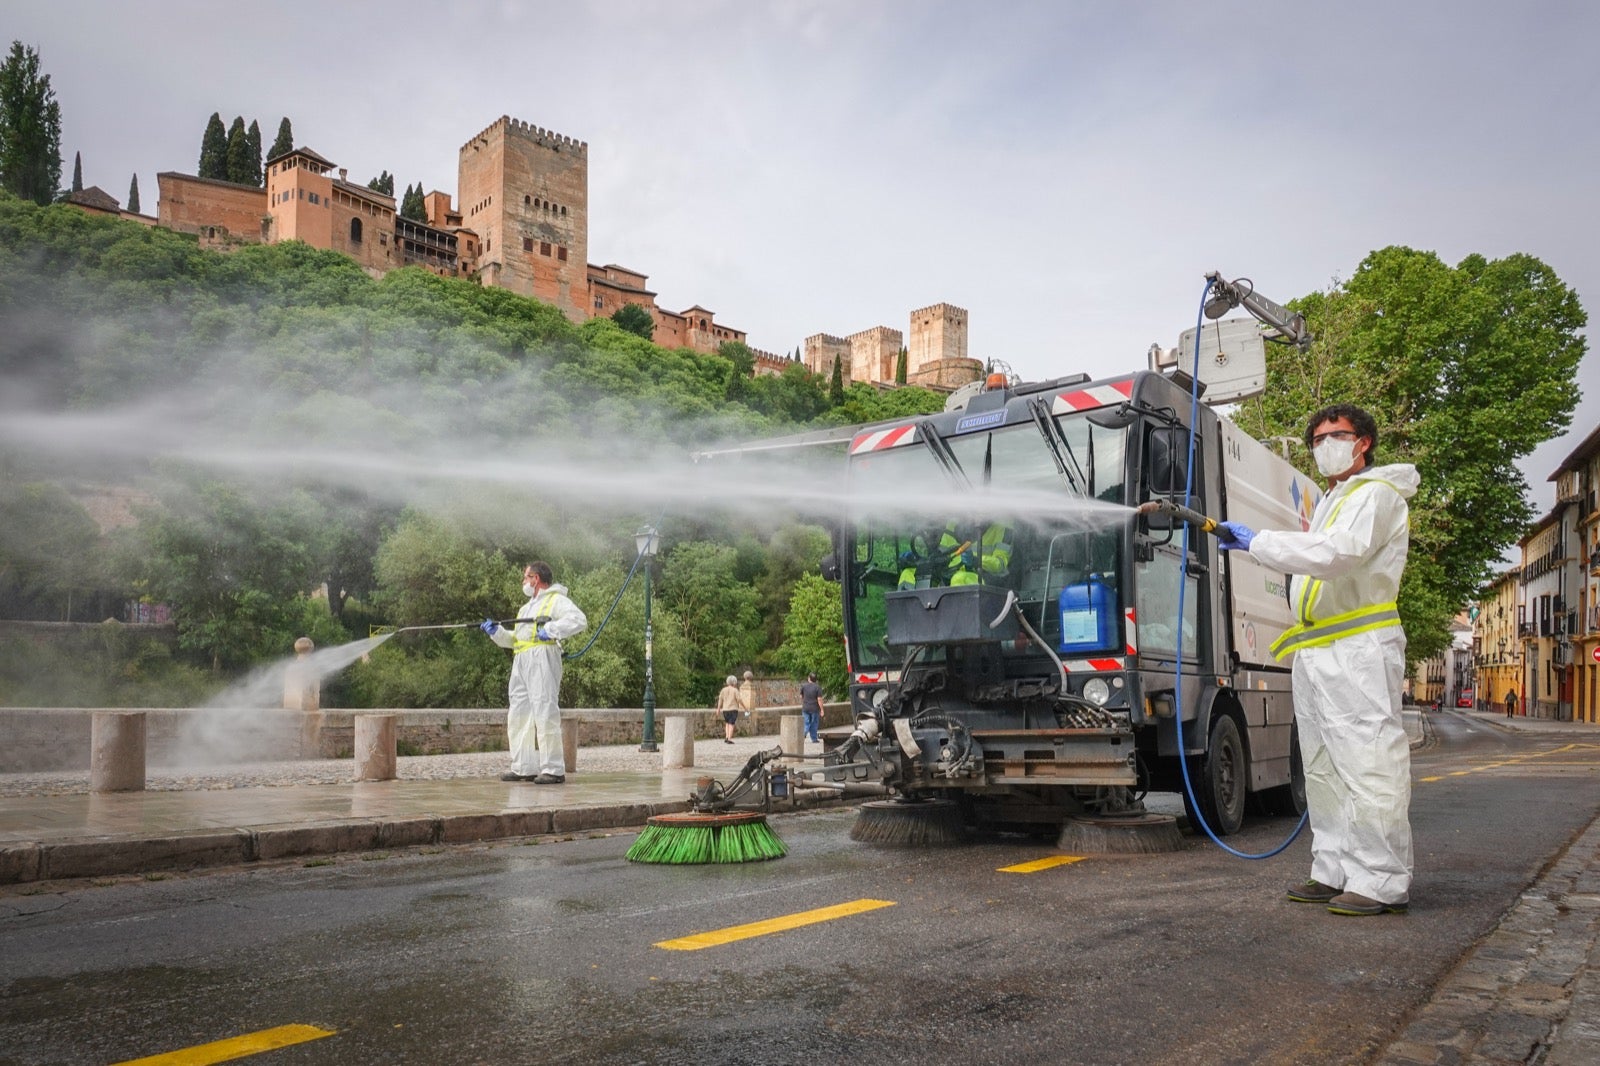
[12,0,1598,513]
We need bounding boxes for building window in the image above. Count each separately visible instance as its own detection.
[560,206,567,216]
[540,241,551,256]
[350,217,363,243]
[557,246,567,261]
[523,237,533,252]
[524,195,531,205]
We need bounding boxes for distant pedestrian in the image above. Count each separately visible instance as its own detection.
[716,675,745,744]
[1505,688,1517,719]
[799,673,824,743]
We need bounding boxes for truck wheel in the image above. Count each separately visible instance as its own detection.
[1255,726,1307,817]
[1184,713,1248,835]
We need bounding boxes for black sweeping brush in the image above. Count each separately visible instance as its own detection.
[1057,813,1185,855]
[849,797,967,846]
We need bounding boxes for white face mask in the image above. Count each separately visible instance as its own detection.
[523,582,538,597]
[1313,437,1359,477]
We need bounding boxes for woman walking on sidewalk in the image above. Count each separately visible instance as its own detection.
[716,675,746,744]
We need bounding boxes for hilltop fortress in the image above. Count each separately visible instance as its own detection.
[149,115,980,388]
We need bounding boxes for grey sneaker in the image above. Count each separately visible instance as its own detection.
[1286,879,1340,903]
[533,773,566,785]
[1327,891,1408,916]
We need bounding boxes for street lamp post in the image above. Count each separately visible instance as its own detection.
[636,525,660,753]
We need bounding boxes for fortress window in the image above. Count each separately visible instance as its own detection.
[350,218,363,243]
[524,195,530,205]
[523,237,533,252]
[557,246,567,261]
[560,206,567,216]
[540,241,551,256]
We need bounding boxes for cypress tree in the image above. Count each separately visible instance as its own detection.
[829,356,845,405]
[268,116,293,160]
[895,347,908,385]
[0,42,63,206]
[126,173,139,214]
[70,150,81,192]
[400,182,425,220]
[198,112,227,179]
[367,170,394,196]
[244,119,262,186]
[224,116,250,184]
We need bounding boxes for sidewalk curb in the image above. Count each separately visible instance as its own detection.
[0,799,696,885]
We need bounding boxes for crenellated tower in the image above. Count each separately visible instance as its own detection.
[458,116,589,322]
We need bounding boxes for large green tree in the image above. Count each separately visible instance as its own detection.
[1235,246,1587,663]
[611,302,654,340]
[776,572,846,695]
[197,112,228,179]
[0,42,62,206]
[268,116,293,160]
[657,540,764,703]
[224,116,251,185]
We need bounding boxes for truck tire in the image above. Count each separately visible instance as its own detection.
[1254,726,1307,817]
[1184,712,1248,835]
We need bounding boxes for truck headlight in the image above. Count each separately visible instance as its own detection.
[871,688,890,711]
[1083,677,1111,706]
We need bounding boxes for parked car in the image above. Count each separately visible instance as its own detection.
[1456,688,1475,708]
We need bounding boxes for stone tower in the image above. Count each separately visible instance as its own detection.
[907,302,968,376]
[458,116,589,322]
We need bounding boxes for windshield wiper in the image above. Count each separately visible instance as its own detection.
[915,419,972,489]
[1029,397,1088,496]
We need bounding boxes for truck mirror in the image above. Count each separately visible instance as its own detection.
[1146,426,1188,495]
[820,553,841,581]
[1087,404,1137,429]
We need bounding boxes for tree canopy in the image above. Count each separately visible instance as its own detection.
[611,302,653,340]
[197,112,227,180]
[268,117,293,160]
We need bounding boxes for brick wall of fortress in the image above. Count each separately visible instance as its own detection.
[157,174,267,245]
[459,116,589,323]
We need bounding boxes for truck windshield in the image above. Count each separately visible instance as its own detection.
[845,414,1128,669]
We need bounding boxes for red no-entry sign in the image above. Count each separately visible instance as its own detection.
[1592,645,1600,664]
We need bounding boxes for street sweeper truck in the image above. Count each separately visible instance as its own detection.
[806,275,1326,842]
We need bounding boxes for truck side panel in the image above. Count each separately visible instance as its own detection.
[1217,418,1321,671]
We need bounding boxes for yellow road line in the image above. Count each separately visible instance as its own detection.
[999,855,1085,873]
[1420,776,1442,782]
[113,1024,334,1065]
[656,898,896,951]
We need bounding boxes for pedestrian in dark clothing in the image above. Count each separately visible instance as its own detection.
[1505,689,1517,719]
[799,673,824,743]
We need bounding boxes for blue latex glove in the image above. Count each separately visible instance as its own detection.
[898,550,919,567]
[536,626,551,641]
[959,550,978,570]
[1216,521,1256,552]
[480,619,499,635]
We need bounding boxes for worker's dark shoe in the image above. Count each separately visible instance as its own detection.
[500,772,533,782]
[1286,879,1341,903]
[1327,892,1408,916]
[533,773,566,785]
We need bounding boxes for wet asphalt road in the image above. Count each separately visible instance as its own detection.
[1,710,1596,1066]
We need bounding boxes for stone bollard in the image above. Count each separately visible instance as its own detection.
[354,714,397,781]
[663,716,694,769]
[283,636,320,711]
[780,714,805,757]
[561,719,579,774]
[91,711,146,792]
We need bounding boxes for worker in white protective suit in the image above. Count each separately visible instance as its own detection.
[481,561,587,783]
[1215,404,1418,917]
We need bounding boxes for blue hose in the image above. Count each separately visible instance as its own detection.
[560,509,667,661]
[1170,277,1307,859]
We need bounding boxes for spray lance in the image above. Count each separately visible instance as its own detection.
[1134,498,1222,536]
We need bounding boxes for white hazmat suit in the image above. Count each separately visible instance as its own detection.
[491,582,587,778]
[1248,461,1419,905]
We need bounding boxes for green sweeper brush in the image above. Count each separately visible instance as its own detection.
[626,749,789,865]
[626,810,787,864]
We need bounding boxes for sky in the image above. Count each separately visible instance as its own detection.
[11,0,1600,514]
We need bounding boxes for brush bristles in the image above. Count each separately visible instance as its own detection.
[849,800,967,846]
[1056,815,1184,855]
[626,818,787,864]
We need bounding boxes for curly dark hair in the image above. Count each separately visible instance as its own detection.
[525,561,554,585]
[1304,404,1379,465]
